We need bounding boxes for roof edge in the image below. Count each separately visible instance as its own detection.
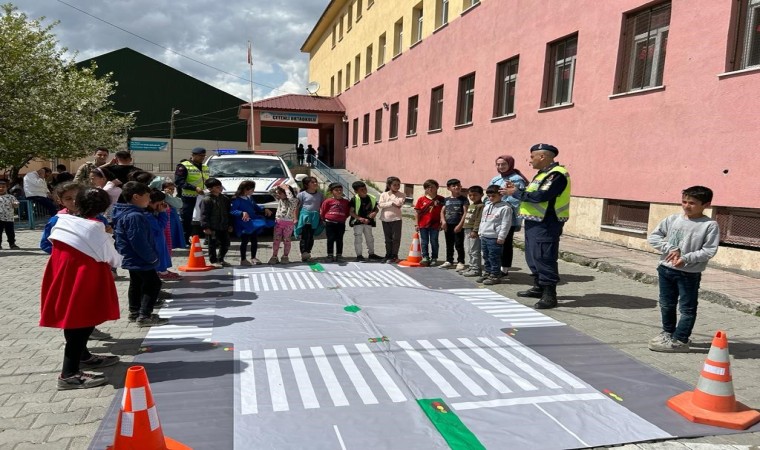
[301,0,341,53]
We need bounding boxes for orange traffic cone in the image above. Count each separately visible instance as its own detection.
[178,235,214,272]
[108,366,191,449]
[667,330,760,429]
[398,232,423,267]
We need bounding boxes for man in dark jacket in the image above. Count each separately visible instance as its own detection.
[112,181,168,327]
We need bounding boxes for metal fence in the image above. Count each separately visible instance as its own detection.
[311,158,354,197]
[714,207,760,249]
[14,200,51,230]
[134,163,154,172]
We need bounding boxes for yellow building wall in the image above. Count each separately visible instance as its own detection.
[307,0,482,95]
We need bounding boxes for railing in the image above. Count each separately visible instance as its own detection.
[14,200,51,230]
[312,157,354,197]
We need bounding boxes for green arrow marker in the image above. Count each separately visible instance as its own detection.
[343,305,361,313]
[309,262,325,272]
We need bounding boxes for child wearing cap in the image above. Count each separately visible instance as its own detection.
[320,183,350,262]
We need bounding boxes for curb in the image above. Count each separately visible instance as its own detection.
[513,240,760,316]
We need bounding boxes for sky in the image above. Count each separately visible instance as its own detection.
[11,0,329,102]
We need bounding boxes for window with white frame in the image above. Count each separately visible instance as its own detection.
[378,33,386,66]
[464,0,480,8]
[339,16,344,40]
[363,113,370,144]
[346,62,351,89]
[348,3,353,31]
[429,85,444,130]
[366,44,373,76]
[456,73,475,125]
[494,56,518,117]
[357,0,363,19]
[407,95,419,135]
[332,25,337,47]
[374,108,382,141]
[543,34,577,107]
[393,19,404,56]
[389,102,400,139]
[337,70,342,93]
[436,0,449,28]
[413,2,424,44]
[355,54,361,82]
[616,3,670,93]
[730,0,760,70]
[330,76,335,96]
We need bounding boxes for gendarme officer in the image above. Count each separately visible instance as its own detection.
[174,147,210,245]
[504,143,571,309]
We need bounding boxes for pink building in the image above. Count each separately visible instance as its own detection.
[300,0,760,272]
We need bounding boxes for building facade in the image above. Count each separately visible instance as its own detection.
[302,0,760,272]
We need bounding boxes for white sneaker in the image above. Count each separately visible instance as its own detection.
[501,266,510,274]
[649,331,672,346]
[251,258,262,265]
[438,261,453,269]
[455,263,467,271]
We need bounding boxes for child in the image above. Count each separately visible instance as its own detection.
[200,178,232,267]
[40,188,122,390]
[295,176,324,261]
[439,179,469,270]
[647,186,720,353]
[147,190,179,281]
[461,186,485,277]
[414,179,445,266]
[477,185,513,285]
[320,182,350,262]
[349,180,381,261]
[378,176,405,263]
[231,180,273,266]
[0,180,20,249]
[269,184,299,264]
[112,182,168,327]
[162,181,186,250]
[88,167,121,220]
[40,182,84,254]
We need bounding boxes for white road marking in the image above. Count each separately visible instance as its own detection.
[397,341,460,398]
[311,346,349,407]
[264,349,289,411]
[334,345,378,405]
[239,350,257,414]
[287,347,320,409]
[355,343,406,402]
[451,392,607,411]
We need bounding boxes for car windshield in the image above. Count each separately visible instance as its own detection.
[208,158,286,178]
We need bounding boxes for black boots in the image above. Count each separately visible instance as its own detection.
[534,285,558,309]
[517,282,543,298]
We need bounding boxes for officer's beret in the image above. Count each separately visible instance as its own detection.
[191,147,207,155]
[530,143,558,156]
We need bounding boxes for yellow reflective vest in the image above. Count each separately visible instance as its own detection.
[518,165,571,222]
[180,161,210,197]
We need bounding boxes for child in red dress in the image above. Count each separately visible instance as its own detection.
[40,188,123,390]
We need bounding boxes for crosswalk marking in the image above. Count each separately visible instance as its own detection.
[287,348,320,409]
[264,349,289,412]
[233,269,421,292]
[310,347,349,407]
[355,344,406,403]
[397,341,461,398]
[239,350,257,414]
[334,345,378,405]
[143,300,214,345]
[446,289,565,328]
[332,270,422,288]
[451,393,607,411]
[418,340,486,396]
[239,337,592,414]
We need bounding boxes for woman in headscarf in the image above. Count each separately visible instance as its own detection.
[487,155,528,275]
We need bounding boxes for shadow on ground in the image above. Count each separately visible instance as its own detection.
[559,293,657,309]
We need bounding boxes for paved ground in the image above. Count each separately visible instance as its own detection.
[0,216,758,450]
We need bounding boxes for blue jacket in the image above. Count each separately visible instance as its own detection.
[230,196,273,236]
[112,203,158,270]
[489,173,527,229]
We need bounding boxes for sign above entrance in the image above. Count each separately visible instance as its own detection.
[260,111,318,124]
[129,140,167,151]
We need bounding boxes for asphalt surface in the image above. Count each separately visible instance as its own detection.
[0,216,758,449]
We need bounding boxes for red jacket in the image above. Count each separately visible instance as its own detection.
[320,197,350,223]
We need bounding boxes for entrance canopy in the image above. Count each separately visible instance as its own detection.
[239,94,346,167]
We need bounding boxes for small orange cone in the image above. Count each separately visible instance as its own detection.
[667,330,760,430]
[398,232,423,267]
[178,235,214,272]
[108,366,192,449]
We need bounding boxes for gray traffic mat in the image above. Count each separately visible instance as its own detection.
[90,263,759,449]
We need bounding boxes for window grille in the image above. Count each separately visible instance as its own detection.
[429,85,444,130]
[407,95,419,135]
[544,35,578,106]
[456,73,475,125]
[715,207,760,249]
[602,200,650,231]
[389,103,400,139]
[616,3,671,93]
[494,57,518,117]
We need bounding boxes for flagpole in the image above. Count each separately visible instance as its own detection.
[248,40,255,152]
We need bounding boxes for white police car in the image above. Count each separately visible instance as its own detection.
[205,152,305,210]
